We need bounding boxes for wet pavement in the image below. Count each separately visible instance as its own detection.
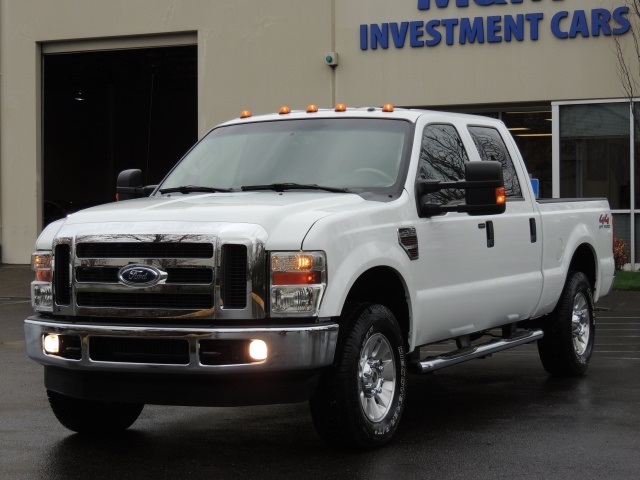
[1,265,639,479]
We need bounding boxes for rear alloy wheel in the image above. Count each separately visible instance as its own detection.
[309,303,406,450]
[538,271,595,376]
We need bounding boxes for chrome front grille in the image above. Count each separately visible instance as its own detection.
[54,244,72,305]
[76,242,214,259]
[76,292,215,309]
[75,266,214,284]
[51,232,263,320]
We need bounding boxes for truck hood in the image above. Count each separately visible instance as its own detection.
[53,191,369,249]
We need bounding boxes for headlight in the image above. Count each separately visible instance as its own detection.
[270,252,326,317]
[31,251,53,312]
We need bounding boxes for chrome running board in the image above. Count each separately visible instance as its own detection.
[409,329,544,374]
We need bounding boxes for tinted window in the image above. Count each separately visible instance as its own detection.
[419,124,469,204]
[468,126,522,198]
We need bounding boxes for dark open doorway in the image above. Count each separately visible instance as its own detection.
[42,45,197,226]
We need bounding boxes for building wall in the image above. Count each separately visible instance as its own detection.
[0,0,333,264]
[0,0,635,263]
[337,0,632,106]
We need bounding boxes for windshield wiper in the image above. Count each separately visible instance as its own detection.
[158,185,234,194]
[240,183,350,193]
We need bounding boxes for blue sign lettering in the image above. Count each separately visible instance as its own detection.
[391,22,409,47]
[503,15,524,42]
[551,11,569,39]
[426,20,442,46]
[459,17,485,44]
[525,12,543,41]
[486,15,502,43]
[418,0,528,10]
[613,6,631,35]
[591,9,612,37]
[359,2,629,51]
[550,7,629,40]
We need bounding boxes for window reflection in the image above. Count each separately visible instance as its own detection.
[468,125,522,198]
[502,110,552,199]
[560,103,630,209]
[419,124,468,204]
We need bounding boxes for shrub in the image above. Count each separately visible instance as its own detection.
[613,237,629,270]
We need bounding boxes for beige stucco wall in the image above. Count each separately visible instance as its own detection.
[0,0,333,264]
[336,0,633,106]
[0,0,636,263]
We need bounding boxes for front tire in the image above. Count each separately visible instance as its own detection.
[47,390,144,433]
[537,271,595,376]
[309,303,406,450]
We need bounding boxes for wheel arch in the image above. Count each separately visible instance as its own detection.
[342,266,411,350]
[568,242,597,290]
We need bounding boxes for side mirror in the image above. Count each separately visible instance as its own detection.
[416,161,506,218]
[116,169,157,200]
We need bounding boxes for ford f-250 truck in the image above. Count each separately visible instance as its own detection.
[25,105,615,450]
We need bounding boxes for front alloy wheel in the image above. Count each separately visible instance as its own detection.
[359,333,396,423]
[309,303,406,450]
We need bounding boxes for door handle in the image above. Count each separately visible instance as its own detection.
[478,221,495,248]
[529,218,537,243]
[486,221,494,248]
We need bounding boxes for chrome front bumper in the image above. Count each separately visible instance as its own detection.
[24,317,339,374]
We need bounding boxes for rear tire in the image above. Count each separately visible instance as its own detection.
[309,303,406,450]
[537,271,595,376]
[47,390,144,433]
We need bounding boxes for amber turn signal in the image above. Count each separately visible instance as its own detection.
[273,271,323,285]
[496,187,506,205]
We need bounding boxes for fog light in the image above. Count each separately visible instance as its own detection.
[43,334,60,354]
[249,340,268,361]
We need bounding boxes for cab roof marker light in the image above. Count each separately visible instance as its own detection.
[240,110,252,119]
[307,104,319,113]
[382,104,395,112]
[335,103,347,112]
[279,106,291,115]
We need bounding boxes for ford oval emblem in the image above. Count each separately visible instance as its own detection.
[118,264,166,287]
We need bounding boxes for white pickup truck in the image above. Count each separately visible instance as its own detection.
[25,105,615,450]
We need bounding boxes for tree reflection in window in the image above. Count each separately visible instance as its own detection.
[419,124,469,205]
[468,126,522,198]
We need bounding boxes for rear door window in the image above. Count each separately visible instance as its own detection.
[468,126,523,199]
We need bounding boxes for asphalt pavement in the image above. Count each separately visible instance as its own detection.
[1,264,639,480]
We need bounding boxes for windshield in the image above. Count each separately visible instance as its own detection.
[158,118,412,194]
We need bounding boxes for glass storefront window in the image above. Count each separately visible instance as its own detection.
[502,110,552,198]
[560,103,630,209]
[635,103,640,209]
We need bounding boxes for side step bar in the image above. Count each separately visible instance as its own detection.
[409,329,544,374]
